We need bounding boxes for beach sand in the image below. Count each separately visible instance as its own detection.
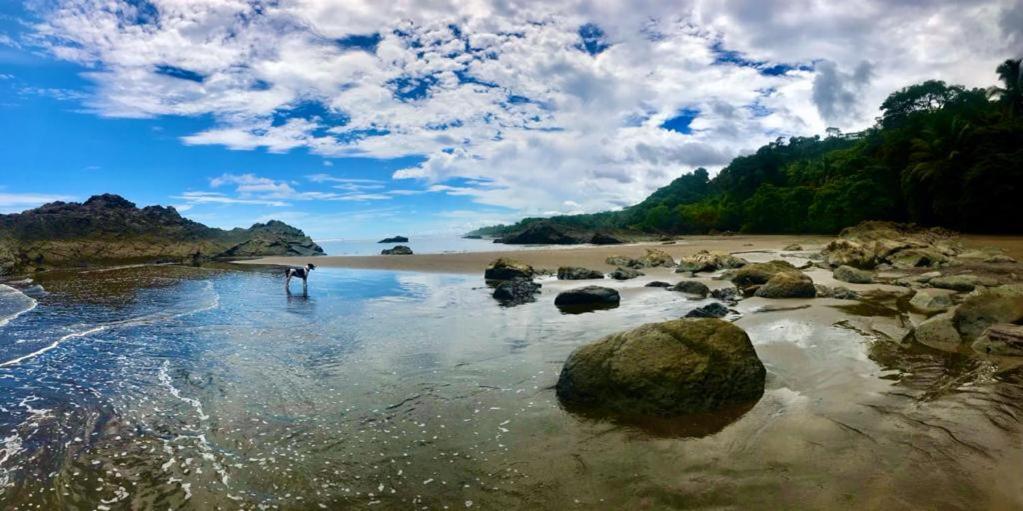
[236,234,835,273]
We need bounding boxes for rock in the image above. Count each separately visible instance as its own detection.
[638,248,676,268]
[710,286,739,302]
[670,280,710,298]
[0,195,325,271]
[590,232,625,245]
[496,221,584,245]
[814,284,833,298]
[888,248,947,269]
[554,286,621,306]
[605,255,643,269]
[462,234,483,239]
[645,281,672,288]
[953,285,1023,341]
[676,250,747,273]
[972,324,1023,356]
[833,265,873,284]
[484,258,534,281]
[783,244,803,251]
[378,236,409,243]
[930,274,999,292]
[726,260,797,295]
[831,286,860,300]
[492,278,541,306]
[381,245,413,255]
[555,319,766,416]
[685,303,730,318]
[913,312,962,351]
[754,271,816,299]
[909,288,955,312]
[609,267,644,280]
[557,266,605,280]
[986,254,1017,264]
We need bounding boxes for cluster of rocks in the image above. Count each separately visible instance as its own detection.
[485,258,541,306]
[675,250,748,273]
[605,248,677,269]
[911,284,1023,356]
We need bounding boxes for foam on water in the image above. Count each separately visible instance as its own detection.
[0,285,37,329]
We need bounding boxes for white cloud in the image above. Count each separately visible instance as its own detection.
[27,0,1020,217]
[0,192,75,213]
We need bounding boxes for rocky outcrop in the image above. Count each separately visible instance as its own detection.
[605,255,642,268]
[638,248,676,268]
[590,232,625,245]
[494,221,584,245]
[609,267,644,280]
[378,236,409,243]
[555,319,765,416]
[670,280,710,298]
[557,266,605,280]
[492,278,542,306]
[484,258,534,281]
[0,194,323,273]
[554,286,621,306]
[821,221,961,269]
[953,285,1023,341]
[381,245,413,255]
[754,271,816,298]
[676,250,747,273]
[929,274,999,293]
[833,265,873,284]
[972,324,1023,356]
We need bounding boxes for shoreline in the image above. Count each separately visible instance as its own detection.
[235,234,835,273]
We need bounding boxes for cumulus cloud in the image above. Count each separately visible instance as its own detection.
[24,0,1020,217]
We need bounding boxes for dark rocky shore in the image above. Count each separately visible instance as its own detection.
[0,194,323,275]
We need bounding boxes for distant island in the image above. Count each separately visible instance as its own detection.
[471,59,1023,244]
[0,194,323,275]
[378,236,409,243]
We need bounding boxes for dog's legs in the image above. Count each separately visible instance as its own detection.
[302,277,308,295]
[285,274,292,293]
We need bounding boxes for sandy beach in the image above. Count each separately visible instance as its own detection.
[238,234,834,273]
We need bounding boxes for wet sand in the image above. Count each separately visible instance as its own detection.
[239,234,834,273]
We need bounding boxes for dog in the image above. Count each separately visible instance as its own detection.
[285,263,316,293]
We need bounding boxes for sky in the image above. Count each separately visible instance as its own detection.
[0,1,1020,240]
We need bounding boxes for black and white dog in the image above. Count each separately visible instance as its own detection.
[285,263,316,293]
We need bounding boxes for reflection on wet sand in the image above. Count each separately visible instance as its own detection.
[0,263,1020,509]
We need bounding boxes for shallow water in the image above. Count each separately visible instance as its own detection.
[0,264,1021,510]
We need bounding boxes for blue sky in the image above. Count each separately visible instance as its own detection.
[0,1,1018,239]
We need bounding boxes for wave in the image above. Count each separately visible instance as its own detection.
[0,280,220,369]
[0,285,38,329]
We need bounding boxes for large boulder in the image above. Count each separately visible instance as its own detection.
[484,258,534,281]
[609,267,644,280]
[381,245,413,255]
[676,250,747,273]
[492,278,541,306]
[908,288,955,312]
[670,280,710,298]
[557,266,605,280]
[972,324,1023,356]
[913,312,962,351]
[833,265,873,284]
[726,260,797,295]
[953,285,1023,341]
[754,271,816,298]
[555,319,766,416]
[554,286,621,306]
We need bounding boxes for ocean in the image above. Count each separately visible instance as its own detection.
[0,262,1020,509]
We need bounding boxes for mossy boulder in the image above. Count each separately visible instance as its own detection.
[833,265,873,284]
[669,280,710,298]
[726,260,797,295]
[754,271,816,298]
[556,319,766,417]
[953,285,1023,341]
[676,250,747,273]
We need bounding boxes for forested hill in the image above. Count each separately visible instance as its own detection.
[472,58,1023,239]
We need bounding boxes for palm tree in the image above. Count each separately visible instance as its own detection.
[902,116,972,222]
[988,58,1022,118]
